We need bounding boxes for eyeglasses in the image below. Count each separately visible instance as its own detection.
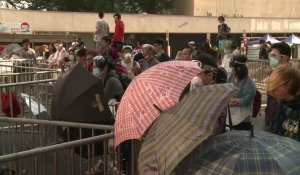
[268,53,287,58]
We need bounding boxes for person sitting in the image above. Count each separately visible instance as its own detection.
[99,36,119,61]
[94,55,124,101]
[120,45,141,77]
[227,55,256,130]
[267,65,300,141]
[75,48,87,65]
[153,38,170,62]
[140,44,159,71]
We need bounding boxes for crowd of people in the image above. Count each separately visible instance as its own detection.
[5,12,300,174]
[10,13,300,142]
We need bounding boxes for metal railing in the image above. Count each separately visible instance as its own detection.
[0,117,121,175]
[0,79,57,119]
[0,71,60,84]
[246,59,270,90]
[246,59,300,90]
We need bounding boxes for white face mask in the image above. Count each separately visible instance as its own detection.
[190,76,203,91]
[69,55,75,61]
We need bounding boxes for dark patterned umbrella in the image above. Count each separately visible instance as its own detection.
[183,130,300,175]
[138,83,237,175]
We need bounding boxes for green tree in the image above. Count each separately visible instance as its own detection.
[1,0,173,14]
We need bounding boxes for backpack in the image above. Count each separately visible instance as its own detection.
[105,72,132,91]
[116,73,132,90]
[223,23,230,34]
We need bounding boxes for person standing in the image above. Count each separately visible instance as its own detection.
[112,13,125,52]
[217,16,230,50]
[258,40,269,60]
[15,39,36,61]
[94,12,110,52]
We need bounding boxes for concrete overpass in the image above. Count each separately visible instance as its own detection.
[1,9,300,34]
[1,9,300,56]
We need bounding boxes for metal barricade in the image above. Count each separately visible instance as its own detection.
[290,59,300,69]
[0,64,60,74]
[246,59,271,90]
[0,71,60,84]
[0,117,120,175]
[246,59,300,90]
[0,79,56,119]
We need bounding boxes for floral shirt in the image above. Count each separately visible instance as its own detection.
[274,95,300,141]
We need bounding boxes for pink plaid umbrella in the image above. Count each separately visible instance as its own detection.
[114,61,203,147]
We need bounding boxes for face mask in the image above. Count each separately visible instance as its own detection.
[269,57,279,67]
[69,55,75,61]
[224,49,231,55]
[93,68,101,77]
[190,76,203,91]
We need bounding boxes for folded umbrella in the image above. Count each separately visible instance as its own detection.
[51,64,113,124]
[114,61,203,147]
[183,130,300,175]
[138,83,237,175]
[51,64,114,158]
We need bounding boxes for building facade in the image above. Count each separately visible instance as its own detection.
[173,0,300,18]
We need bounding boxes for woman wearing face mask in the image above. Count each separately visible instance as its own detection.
[227,55,256,130]
[179,52,218,100]
[267,66,300,141]
[48,41,67,69]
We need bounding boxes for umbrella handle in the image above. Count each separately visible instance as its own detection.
[250,123,254,138]
[227,105,233,130]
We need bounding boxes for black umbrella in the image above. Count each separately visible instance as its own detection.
[51,64,114,158]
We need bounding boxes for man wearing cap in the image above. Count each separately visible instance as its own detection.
[188,41,197,50]
[153,38,170,62]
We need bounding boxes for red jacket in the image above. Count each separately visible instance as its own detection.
[113,20,125,42]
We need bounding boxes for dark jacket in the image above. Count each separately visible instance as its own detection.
[273,95,300,141]
[104,70,124,101]
[259,46,269,59]
[155,52,170,62]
